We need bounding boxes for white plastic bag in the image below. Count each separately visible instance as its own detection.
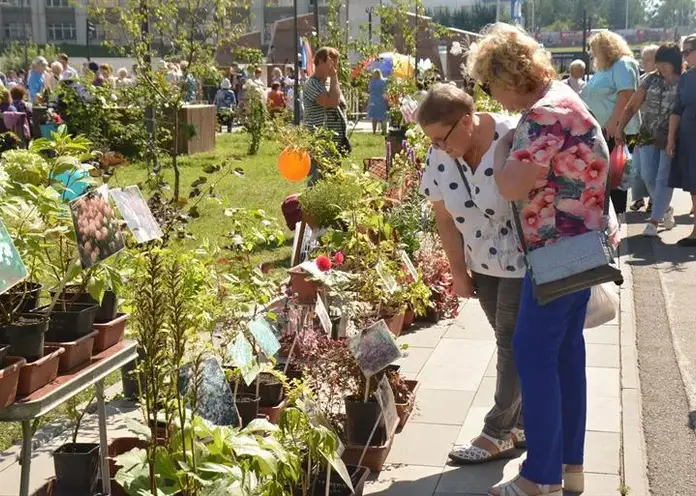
[584,283,619,329]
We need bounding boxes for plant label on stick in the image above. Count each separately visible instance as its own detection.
[227,333,254,369]
[110,185,163,244]
[70,185,125,269]
[249,319,281,357]
[315,295,331,335]
[399,250,418,281]
[375,261,398,294]
[349,319,402,377]
[178,357,240,427]
[376,375,399,435]
[0,220,28,296]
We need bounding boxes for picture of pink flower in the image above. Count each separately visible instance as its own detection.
[70,185,125,269]
[551,148,586,179]
[580,159,609,189]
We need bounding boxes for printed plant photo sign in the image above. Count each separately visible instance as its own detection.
[376,261,398,294]
[0,220,28,296]
[70,185,125,269]
[376,375,399,435]
[110,185,163,244]
[249,319,281,358]
[400,250,419,281]
[315,295,331,335]
[179,357,240,427]
[349,319,402,377]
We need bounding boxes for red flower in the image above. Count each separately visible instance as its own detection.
[53,114,63,124]
[334,251,345,265]
[315,255,332,272]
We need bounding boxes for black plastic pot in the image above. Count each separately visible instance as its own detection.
[120,348,145,401]
[312,465,370,496]
[0,282,42,316]
[53,442,99,493]
[2,314,48,362]
[344,397,387,446]
[0,345,10,364]
[255,372,284,407]
[235,394,260,427]
[39,303,99,341]
[50,287,118,324]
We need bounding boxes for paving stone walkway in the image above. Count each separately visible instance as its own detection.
[366,248,647,495]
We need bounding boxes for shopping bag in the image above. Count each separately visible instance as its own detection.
[610,145,628,190]
[584,282,619,329]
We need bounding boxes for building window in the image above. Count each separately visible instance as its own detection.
[4,23,30,40]
[45,0,69,7]
[47,23,76,41]
[5,0,30,6]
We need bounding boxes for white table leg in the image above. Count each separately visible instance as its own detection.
[96,380,111,496]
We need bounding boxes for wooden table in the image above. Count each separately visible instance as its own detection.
[0,341,137,496]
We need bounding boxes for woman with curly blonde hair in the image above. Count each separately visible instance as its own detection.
[581,30,641,214]
[469,23,612,496]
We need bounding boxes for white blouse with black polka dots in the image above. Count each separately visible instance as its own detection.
[419,114,525,279]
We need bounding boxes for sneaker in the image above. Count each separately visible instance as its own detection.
[663,206,676,230]
[630,199,645,212]
[643,223,658,237]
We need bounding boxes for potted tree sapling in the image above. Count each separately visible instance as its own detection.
[52,394,100,493]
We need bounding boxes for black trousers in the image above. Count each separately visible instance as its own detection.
[603,133,637,214]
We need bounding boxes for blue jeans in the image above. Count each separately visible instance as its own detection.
[637,144,674,223]
[630,145,650,200]
[513,274,590,485]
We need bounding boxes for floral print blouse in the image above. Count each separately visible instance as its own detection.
[511,81,610,252]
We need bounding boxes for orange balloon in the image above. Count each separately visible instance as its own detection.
[278,147,311,182]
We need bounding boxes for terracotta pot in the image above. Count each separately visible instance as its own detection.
[259,397,287,424]
[383,311,406,337]
[395,379,419,431]
[288,268,321,304]
[402,309,416,331]
[341,435,394,473]
[0,356,26,408]
[46,330,97,373]
[108,437,149,477]
[17,346,64,397]
[92,313,129,353]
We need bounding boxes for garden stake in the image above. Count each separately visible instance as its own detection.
[363,376,371,403]
[325,465,331,496]
[46,257,81,315]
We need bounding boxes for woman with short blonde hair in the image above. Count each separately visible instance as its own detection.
[469,23,613,496]
[581,30,641,214]
[566,59,586,93]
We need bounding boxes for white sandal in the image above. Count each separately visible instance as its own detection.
[517,462,584,494]
[488,477,562,496]
[448,432,516,465]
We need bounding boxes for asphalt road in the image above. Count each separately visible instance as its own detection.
[626,189,696,495]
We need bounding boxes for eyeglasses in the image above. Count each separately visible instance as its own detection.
[682,47,696,57]
[432,119,460,150]
[479,82,492,96]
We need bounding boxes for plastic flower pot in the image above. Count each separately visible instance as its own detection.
[250,372,284,407]
[17,345,64,396]
[50,287,118,324]
[39,303,100,341]
[92,313,129,352]
[310,465,370,496]
[0,281,43,316]
[259,397,287,424]
[0,356,26,408]
[288,267,321,304]
[108,437,148,477]
[395,379,419,431]
[344,396,387,446]
[0,345,10,364]
[40,123,58,138]
[235,394,260,427]
[2,314,49,362]
[383,310,406,337]
[53,442,100,493]
[46,330,98,373]
[402,308,416,331]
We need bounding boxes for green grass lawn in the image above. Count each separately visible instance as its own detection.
[112,131,387,271]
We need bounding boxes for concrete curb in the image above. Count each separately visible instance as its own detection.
[618,233,650,496]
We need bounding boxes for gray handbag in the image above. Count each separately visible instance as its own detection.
[510,178,622,305]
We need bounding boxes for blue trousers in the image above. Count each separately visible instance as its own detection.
[513,274,590,485]
[636,144,674,223]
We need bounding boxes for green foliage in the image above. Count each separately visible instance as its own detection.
[0,42,59,73]
[232,46,264,65]
[298,169,367,229]
[427,4,497,33]
[242,89,267,155]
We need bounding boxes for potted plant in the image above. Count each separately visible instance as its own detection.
[53,395,100,493]
[414,235,461,321]
[0,355,26,407]
[298,170,364,230]
[387,367,418,430]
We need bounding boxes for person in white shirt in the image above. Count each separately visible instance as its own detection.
[566,59,586,94]
[418,83,526,465]
[57,53,79,81]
